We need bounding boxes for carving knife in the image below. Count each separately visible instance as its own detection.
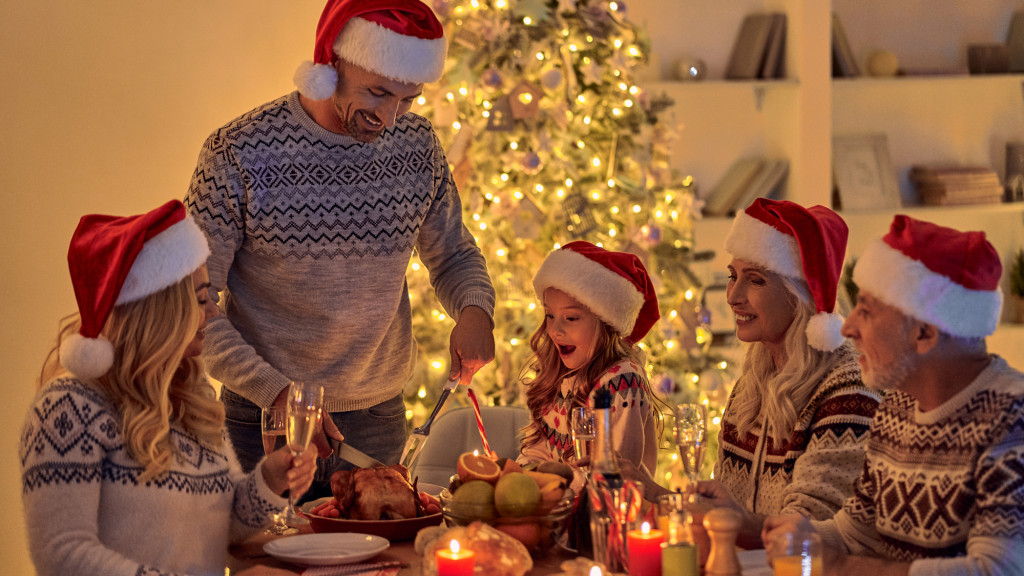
[328,437,386,468]
[398,377,460,469]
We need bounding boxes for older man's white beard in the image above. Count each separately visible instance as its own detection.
[863,351,916,392]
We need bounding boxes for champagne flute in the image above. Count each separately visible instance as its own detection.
[260,405,291,534]
[284,381,324,527]
[674,403,708,490]
[570,406,596,461]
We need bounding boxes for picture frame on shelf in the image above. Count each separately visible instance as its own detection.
[832,134,902,212]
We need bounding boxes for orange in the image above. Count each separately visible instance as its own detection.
[496,522,542,548]
[456,452,501,484]
[501,458,523,476]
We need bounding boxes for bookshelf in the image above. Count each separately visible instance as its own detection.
[631,0,1024,365]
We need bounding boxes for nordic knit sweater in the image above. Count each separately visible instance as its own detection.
[186,92,495,412]
[714,346,880,520]
[519,358,659,492]
[815,355,1024,576]
[20,378,284,576]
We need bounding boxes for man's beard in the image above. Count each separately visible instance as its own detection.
[862,346,916,392]
[333,100,383,143]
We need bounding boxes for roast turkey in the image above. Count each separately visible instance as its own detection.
[330,464,422,520]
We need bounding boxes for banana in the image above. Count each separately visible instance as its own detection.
[524,470,567,489]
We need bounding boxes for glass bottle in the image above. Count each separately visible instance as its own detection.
[661,499,700,576]
[588,387,636,572]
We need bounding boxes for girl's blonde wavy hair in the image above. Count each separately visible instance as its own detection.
[520,313,665,462]
[39,276,225,482]
[726,272,851,446]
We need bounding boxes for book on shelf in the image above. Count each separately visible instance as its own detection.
[759,13,787,79]
[725,13,786,80]
[831,13,859,78]
[910,165,1004,206]
[702,157,789,217]
[1008,10,1024,73]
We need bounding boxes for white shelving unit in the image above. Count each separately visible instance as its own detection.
[630,0,1024,366]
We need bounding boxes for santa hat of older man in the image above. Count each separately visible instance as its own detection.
[533,241,660,344]
[294,0,448,100]
[724,198,850,352]
[854,215,1003,338]
[60,200,210,379]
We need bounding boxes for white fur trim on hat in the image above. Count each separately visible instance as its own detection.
[854,237,1003,338]
[294,61,339,101]
[117,217,210,305]
[60,333,115,380]
[533,249,645,337]
[334,17,447,85]
[724,210,802,279]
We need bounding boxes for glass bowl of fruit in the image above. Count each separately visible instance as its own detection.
[440,454,576,552]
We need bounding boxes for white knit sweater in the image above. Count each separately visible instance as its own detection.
[20,378,285,576]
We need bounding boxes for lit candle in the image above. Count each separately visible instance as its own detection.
[628,522,665,576]
[436,539,476,576]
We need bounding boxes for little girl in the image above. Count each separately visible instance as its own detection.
[518,241,661,490]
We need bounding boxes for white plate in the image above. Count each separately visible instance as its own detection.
[263,533,389,566]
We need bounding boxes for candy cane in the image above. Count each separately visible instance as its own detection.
[465,388,494,457]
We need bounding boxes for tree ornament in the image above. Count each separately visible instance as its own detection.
[561,192,598,238]
[521,150,544,175]
[481,67,504,89]
[486,96,515,131]
[509,81,543,119]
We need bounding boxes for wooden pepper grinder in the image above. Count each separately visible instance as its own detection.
[702,507,743,576]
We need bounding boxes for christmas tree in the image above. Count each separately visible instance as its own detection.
[405,0,732,486]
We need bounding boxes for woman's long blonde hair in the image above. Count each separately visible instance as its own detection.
[725,274,847,446]
[520,315,657,461]
[39,276,225,482]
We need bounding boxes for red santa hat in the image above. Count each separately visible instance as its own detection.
[533,241,660,344]
[853,215,1003,338]
[724,198,849,352]
[294,0,447,100]
[60,200,210,379]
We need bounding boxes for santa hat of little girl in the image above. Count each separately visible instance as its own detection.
[294,0,448,100]
[60,200,210,380]
[533,241,660,344]
[853,215,1002,338]
[724,198,849,352]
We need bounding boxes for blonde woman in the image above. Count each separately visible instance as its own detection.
[20,200,313,576]
[697,199,881,546]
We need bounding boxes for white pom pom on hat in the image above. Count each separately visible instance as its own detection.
[295,0,448,100]
[59,200,210,379]
[724,198,850,352]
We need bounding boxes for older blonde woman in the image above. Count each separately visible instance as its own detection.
[696,199,881,546]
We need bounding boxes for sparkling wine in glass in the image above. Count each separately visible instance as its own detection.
[674,403,708,488]
[570,406,595,461]
[260,405,291,534]
[284,381,324,526]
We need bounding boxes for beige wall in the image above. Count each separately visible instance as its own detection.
[0,1,323,572]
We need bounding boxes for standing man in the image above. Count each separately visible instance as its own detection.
[763,215,1024,575]
[186,0,495,499]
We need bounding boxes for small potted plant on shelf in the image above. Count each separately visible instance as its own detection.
[1011,249,1024,324]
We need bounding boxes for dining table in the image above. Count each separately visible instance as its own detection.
[228,525,773,575]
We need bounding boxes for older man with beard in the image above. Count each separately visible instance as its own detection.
[763,215,1024,576]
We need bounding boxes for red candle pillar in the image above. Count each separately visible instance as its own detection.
[436,539,476,576]
[628,522,665,576]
